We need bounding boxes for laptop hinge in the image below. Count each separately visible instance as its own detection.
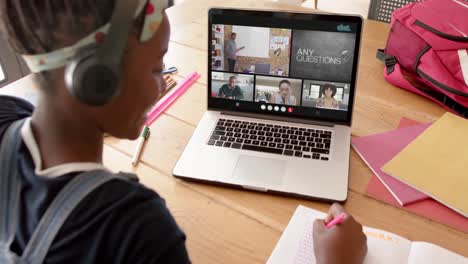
[219,110,339,127]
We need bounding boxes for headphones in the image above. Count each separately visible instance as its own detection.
[21,0,166,106]
[64,0,140,106]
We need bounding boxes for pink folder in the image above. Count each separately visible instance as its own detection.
[364,118,468,232]
[366,176,468,232]
[351,122,431,205]
[398,117,421,128]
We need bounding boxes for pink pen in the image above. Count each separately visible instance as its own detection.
[325,213,346,229]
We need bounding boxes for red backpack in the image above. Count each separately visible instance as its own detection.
[378,0,468,117]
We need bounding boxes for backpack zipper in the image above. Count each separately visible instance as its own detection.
[417,69,468,97]
[415,20,468,42]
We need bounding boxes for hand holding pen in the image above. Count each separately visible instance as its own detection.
[312,203,368,264]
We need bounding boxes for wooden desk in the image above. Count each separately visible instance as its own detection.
[1,1,466,263]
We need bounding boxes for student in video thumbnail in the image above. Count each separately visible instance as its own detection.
[225,32,245,72]
[316,83,340,109]
[218,76,244,100]
[270,80,297,106]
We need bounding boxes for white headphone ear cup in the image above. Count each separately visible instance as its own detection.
[65,45,121,106]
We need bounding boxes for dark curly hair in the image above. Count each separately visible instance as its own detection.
[321,83,337,98]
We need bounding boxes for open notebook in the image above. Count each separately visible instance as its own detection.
[268,206,467,264]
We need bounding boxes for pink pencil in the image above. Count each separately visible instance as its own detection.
[146,72,201,126]
[325,213,346,229]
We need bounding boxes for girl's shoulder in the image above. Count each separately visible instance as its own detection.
[34,172,188,263]
[0,95,34,144]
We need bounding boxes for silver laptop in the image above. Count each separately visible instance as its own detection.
[174,9,363,202]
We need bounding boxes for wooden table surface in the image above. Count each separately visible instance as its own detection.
[1,0,467,263]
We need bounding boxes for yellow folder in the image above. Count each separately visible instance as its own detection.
[382,113,468,218]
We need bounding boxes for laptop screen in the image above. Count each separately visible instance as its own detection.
[208,9,362,124]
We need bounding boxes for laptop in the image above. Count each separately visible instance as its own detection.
[173,9,363,202]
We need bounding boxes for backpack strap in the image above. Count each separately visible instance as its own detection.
[376,49,397,75]
[19,170,121,264]
[385,63,468,118]
[0,119,138,264]
[0,119,26,263]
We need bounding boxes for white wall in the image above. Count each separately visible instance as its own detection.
[271,0,371,19]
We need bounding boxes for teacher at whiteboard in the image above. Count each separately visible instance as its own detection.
[225,32,245,72]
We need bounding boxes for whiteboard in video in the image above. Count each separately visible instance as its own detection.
[232,26,271,58]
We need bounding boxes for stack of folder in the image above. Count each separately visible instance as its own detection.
[352,113,468,232]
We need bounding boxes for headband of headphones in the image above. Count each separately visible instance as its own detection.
[22,0,167,73]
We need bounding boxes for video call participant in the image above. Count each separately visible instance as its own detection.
[225,32,245,72]
[316,83,340,109]
[270,80,297,106]
[218,76,244,100]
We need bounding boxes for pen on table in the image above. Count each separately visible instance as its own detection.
[132,126,151,166]
[164,74,173,82]
[166,80,177,91]
[133,72,199,166]
[325,213,346,229]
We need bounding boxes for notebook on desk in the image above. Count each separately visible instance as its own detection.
[383,112,468,217]
[351,123,431,205]
[267,205,467,264]
[364,117,468,232]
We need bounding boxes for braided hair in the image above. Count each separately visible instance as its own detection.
[0,1,123,54]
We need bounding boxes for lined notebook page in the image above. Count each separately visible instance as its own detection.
[293,218,314,264]
[268,206,325,264]
[268,206,412,264]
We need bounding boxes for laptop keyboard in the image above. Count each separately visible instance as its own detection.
[207,118,332,161]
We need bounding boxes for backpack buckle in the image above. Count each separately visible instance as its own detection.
[385,56,397,74]
[385,56,397,67]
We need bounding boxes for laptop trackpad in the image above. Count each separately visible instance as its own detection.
[233,156,285,186]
